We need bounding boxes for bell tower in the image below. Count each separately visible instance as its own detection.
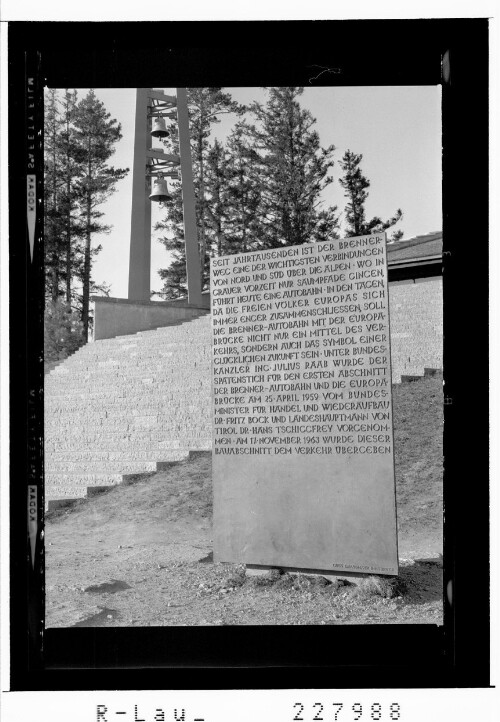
[127,88,202,306]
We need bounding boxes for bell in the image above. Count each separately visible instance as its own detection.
[151,116,169,138]
[149,176,171,203]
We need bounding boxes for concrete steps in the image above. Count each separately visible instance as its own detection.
[45,292,442,508]
[389,278,442,381]
[45,314,212,509]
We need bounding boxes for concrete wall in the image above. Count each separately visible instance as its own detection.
[91,297,209,341]
[388,276,442,381]
[162,291,211,310]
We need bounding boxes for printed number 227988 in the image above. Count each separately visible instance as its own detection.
[293,702,401,721]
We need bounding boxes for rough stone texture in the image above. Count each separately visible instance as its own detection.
[45,276,442,507]
[44,315,212,507]
[389,277,442,381]
[210,237,398,576]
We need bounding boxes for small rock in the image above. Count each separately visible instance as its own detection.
[118,545,122,549]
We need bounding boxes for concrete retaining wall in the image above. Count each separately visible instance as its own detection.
[91,296,209,341]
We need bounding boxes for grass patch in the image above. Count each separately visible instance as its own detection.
[352,575,408,599]
[223,566,247,588]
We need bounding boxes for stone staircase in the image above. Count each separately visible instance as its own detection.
[45,292,443,508]
[44,314,212,509]
[388,278,443,382]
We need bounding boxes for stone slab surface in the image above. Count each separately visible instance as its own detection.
[211,234,398,576]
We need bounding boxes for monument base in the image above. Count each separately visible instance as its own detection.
[245,563,384,585]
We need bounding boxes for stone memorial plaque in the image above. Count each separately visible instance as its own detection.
[211,233,398,576]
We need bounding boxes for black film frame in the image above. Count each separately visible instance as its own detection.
[7,18,490,691]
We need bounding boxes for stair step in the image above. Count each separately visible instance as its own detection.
[45,405,211,416]
[45,443,211,454]
[46,378,210,388]
[45,457,188,485]
[45,314,213,505]
[43,447,211,460]
[46,473,125,485]
[45,418,209,430]
[45,457,188,473]
[46,462,155,474]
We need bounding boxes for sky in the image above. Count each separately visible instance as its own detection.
[84,86,442,299]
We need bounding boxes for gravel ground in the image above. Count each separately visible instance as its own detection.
[45,377,443,628]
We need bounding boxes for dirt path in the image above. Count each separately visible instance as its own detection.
[45,463,443,628]
[46,377,443,628]
[45,510,443,627]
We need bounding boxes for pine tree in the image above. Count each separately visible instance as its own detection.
[44,299,84,370]
[157,87,339,298]
[71,90,128,339]
[156,88,242,297]
[245,87,339,248]
[339,150,403,238]
[221,122,264,255]
[44,88,65,302]
[204,139,231,258]
[156,183,188,299]
[58,89,84,306]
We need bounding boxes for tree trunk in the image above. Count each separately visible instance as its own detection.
[82,143,92,340]
[65,174,72,304]
[65,109,72,305]
[81,198,91,341]
[51,265,58,303]
[205,204,226,258]
[198,143,207,290]
[51,126,59,302]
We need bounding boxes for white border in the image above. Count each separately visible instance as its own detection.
[1,5,497,720]
[0,0,496,22]
[0,688,499,721]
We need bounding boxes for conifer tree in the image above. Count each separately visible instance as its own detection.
[245,87,339,248]
[156,88,242,297]
[44,88,65,302]
[204,139,231,258]
[71,90,128,339]
[339,149,403,239]
[221,122,264,255]
[44,299,84,370]
[58,89,83,306]
[190,88,241,286]
[157,87,340,297]
[156,182,188,299]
